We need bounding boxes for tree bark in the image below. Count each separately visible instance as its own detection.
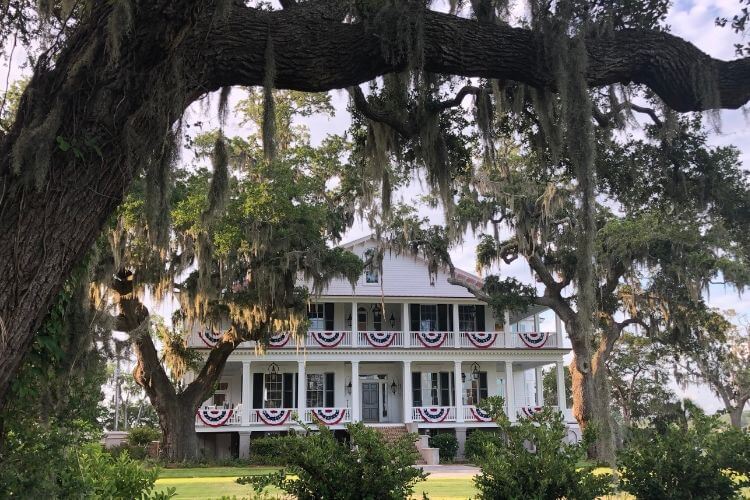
[2,0,750,411]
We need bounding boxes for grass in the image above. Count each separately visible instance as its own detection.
[155,466,478,499]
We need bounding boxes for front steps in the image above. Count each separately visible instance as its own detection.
[369,424,438,465]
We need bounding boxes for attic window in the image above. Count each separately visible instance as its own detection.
[364,248,379,283]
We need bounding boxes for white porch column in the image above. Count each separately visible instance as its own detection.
[535,366,544,406]
[454,360,464,422]
[533,312,540,332]
[402,302,410,347]
[556,361,566,413]
[351,361,360,422]
[505,361,516,422]
[503,310,511,348]
[555,313,564,347]
[402,361,412,423]
[241,361,251,426]
[351,301,358,347]
[297,361,306,422]
[453,303,461,348]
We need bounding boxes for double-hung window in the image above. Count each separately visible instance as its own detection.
[308,303,325,331]
[419,305,438,331]
[458,305,477,331]
[306,373,335,408]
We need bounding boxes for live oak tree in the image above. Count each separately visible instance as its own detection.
[2,0,750,418]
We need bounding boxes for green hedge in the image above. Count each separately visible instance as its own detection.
[429,432,458,462]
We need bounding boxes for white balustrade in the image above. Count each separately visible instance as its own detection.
[409,331,454,349]
[195,404,243,426]
[305,331,352,348]
[358,331,403,348]
[303,407,352,425]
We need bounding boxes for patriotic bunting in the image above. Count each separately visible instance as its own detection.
[416,331,448,348]
[196,407,233,427]
[519,406,544,418]
[518,331,549,349]
[257,409,291,425]
[312,331,346,348]
[364,331,397,348]
[312,408,347,425]
[198,329,222,348]
[470,406,494,422]
[417,407,449,423]
[268,332,291,348]
[466,332,497,349]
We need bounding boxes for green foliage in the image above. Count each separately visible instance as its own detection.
[472,405,612,500]
[542,365,573,409]
[238,422,427,500]
[619,414,750,499]
[247,436,289,466]
[464,430,503,463]
[482,275,536,317]
[128,426,161,447]
[429,432,458,462]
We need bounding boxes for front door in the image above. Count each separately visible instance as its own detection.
[362,382,379,422]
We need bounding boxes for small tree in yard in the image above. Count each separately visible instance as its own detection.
[238,422,427,500]
[472,397,611,500]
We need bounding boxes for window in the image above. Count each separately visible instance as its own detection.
[308,303,325,331]
[364,248,379,283]
[306,373,335,408]
[365,270,379,283]
[458,305,477,331]
[420,305,438,331]
[264,373,283,408]
[212,382,229,406]
[463,372,488,406]
[357,306,368,331]
[429,372,454,406]
[373,305,382,331]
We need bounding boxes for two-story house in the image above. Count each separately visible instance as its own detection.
[188,236,577,460]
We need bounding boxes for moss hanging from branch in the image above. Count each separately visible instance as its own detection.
[262,31,277,161]
[144,129,178,249]
[201,134,229,227]
[106,0,134,63]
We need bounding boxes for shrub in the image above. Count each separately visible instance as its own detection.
[464,430,504,463]
[111,443,149,461]
[429,432,458,462]
[128,426,161,447]
[619,415,750,500]
[248,435,289,465]
[472,397,611,500]
[238,422,427,499]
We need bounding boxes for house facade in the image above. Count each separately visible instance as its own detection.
[188,236,577,460]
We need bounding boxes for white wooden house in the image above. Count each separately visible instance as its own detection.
[187,236,577,460]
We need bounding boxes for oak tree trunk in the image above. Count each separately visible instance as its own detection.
[729,405,746,429]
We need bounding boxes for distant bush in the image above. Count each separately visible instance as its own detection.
[248,435,289,465]
[619,415,750,500]
[429,432,458,462]
[238,422,426,499]
[128,426,161,447]
[110,443,149,461]
[472,397,611,500]
[464,430,504,463]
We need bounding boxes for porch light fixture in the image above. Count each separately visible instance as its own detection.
[346,380,352,394]
[389,313,396,329]
[391,379,398,395]
[471,362,480,381]
[345,313,352,327]
[268,362,280,376]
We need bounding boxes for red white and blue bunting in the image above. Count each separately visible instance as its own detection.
[311,408,347,425]
[466,332,497,349]
[417,407,449,423]
[196,407,233,427]
[519,406,544,418]
[198,329,222,348]
[312,331,346,348]
[518,331,550,349]
[470,406,494,422]
[416,331,448,348]
[364,331,397,348]
[257,409,291,425]
[268,332,291,348]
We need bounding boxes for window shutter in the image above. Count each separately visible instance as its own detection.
[283,373,295,408]
[438,304,448,331]
[410,304,420,331]
[476,305,486,331]
[440,372,451,406]
[412,372,422,407]
[325,303,335,330]
[325,373,335,407]
[479,372,488,401]
[448,305,454,331]
[252,373,263,409]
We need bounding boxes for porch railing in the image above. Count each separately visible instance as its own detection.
[411,406,456,423]
[358,331,403,348]
[303,407,352,425]
[195,404,243,426]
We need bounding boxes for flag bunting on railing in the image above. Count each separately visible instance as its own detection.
[257,409,291,425]
[198,329,222,348]
[312,408,347,425]
[417,407,449,423]
[196,407,233,427]
[312,331,346,348]
[268,332,291,348]
[466,332,497,348]
[470,406,494,422]
[416,331,448,348]
[364,331,397,348]
[519,406,544,418]
[518,331,549,349]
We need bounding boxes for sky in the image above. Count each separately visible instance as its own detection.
[2,0,747,414]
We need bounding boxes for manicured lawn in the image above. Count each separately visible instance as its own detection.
[155,466,478,499]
